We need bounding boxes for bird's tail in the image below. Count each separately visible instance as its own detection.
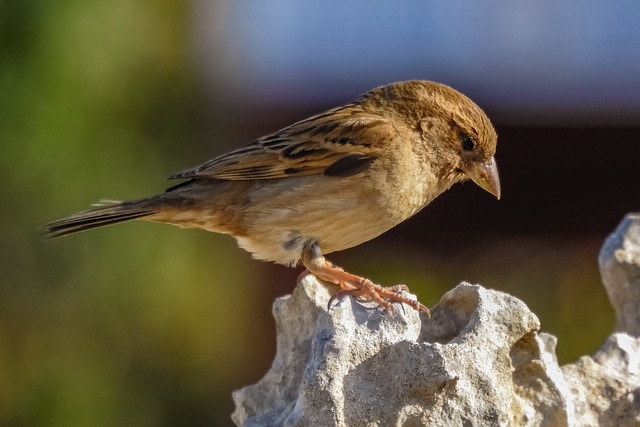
[42,199,155,238]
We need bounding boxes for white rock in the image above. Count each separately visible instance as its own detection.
[232,214,640,426]
[599,213,640,336]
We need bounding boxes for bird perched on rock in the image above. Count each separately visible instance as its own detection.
[43,80,500,315]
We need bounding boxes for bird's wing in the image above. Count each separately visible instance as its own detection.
[168,105,397,181]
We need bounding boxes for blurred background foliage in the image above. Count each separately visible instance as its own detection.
[1,1,639,425]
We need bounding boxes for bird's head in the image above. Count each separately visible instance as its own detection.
[446,100,500,200]
[401,81,501,200]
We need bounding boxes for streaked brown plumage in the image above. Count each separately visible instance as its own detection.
[43,80,500,314]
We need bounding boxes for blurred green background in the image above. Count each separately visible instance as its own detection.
[2,1,639,426]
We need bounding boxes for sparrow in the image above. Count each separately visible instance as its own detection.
[43,80,500,315]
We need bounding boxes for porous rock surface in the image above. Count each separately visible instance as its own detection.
[233,215,640,427]
[599,213,640,336]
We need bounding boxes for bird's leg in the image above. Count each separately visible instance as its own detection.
[301,242,430,316]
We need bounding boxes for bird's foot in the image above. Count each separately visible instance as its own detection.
[312,263,430,316]
[300,241,430,316]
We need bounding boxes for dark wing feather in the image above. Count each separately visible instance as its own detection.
[169,105,397,181]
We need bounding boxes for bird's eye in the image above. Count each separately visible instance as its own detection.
[460,133,475,151]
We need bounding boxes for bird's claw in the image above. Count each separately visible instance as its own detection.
[327,289,358,311]
[325,281,430,317]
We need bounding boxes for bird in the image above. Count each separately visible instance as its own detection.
[43,80,500,315]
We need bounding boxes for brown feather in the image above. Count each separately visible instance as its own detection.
[168,106,395,181]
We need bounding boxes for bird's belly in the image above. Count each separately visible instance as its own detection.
[235,211,393,266]
[238,177,399,265]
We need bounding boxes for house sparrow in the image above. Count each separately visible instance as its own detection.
[43,80,500,315]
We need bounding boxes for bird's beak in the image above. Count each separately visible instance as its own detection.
[463,157,501,200]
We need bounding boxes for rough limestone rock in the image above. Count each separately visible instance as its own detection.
[599,213,640,336]
[233,214,640,427]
